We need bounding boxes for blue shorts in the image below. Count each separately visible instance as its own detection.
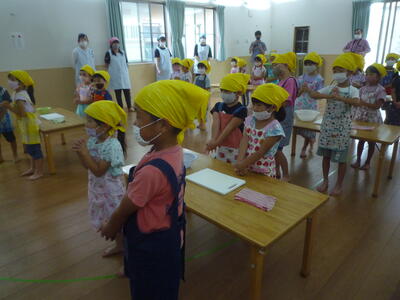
[25,144,43,160]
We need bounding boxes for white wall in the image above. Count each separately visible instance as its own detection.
[0,0,109,71]
[269,0,352,54]
[224,5,272,58]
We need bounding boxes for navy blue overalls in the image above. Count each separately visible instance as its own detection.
[124,158,186,300]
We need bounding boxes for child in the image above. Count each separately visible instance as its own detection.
[234,83,287,177]
[383,61,400,125]
[194,60,211,131]
[206,73,249,163]
[306,53,360,196]
[0,86,18,163]
[230,57,240,73]
[349,53,365,89]
[1,70,43,180]
[72,100,127,257]
[74,64,95,117]
[265,52,279,84]
[237,58,248,74]
[381,53,399,95]
[295,52,324,158]
[251,54,266,86]
[99,80,209,300]
[180,58,194,83]
[91,71,112,101]
[271,52,298,181]
[351,63,387,170]
[170,58,182,80]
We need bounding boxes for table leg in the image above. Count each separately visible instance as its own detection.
[250,245,266,300]
[43,133,56,174]
[373,143,388,197]
[301,215,316,277]
[61,133,66,145]
[291,127,298,157]
[388,140,399,180]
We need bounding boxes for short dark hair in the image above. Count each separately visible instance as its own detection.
[255,30,262,36]
[197,62,206,69]
[78,33,88,42]
[158,35,166,41]
[366,65,380,77]
[355,28,363,33]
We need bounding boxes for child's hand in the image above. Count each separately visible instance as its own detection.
[98,221,118,241]
[206,140,218,151]
[234,160,246,171]
[72,139,87,153]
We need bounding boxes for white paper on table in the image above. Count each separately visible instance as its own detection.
[40,113,65,121]
[313,118,323,125]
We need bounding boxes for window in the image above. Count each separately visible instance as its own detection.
[183,7,215,58]
[293,26,309,54]
[365,1,400,67]
[121,2,166,62]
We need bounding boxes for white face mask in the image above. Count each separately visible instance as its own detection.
[386,60,396,67]
[303,65,317,74]
[221,92,237,105]
[159,42,166,48]
[253,110,272,121]
[354,34,362,40]
[198,68,206,75]
[200,38,206,44]
[133,119,162,146]
[8,80,19,90]
[333,72,348,83]
[79,41,88,48]
[255,62,262,67]
[231,61,237,67]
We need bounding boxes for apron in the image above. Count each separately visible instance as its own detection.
[108,50,131,90]
[250,66,265,86]
[194,44,210,73]
[125,159,186,300]
[13,99,40,145]
[194,75,208,89]
[157,47,172,81]
[215,103,244,164]
[74,47,95,85]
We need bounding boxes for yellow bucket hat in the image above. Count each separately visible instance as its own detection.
[256,54,267,65]
[237,58,247,68]
[171,57,182,65]
[273,52,297,71]
[386,53,400,61]
[80,64,95,76]
[198,60,211,73]
[85,100,127,136]
[251,83,289,111]
[332,53,358,72]
[220,73,250,94]
[135,80,210,144]
[93,70,110,83]
[9,70,34,87]
[370,63,387,78]
[181,58,194,69]
[304,52,322,66]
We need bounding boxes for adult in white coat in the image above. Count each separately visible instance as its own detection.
[194,34,212,74]
[104,37,133,112]
[154,35,172,81]
[72,33,95,86]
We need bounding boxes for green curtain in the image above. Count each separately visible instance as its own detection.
[106,0,126,51]
[352,0,372,37]
[166,0,185,59]
[216,6,226,61]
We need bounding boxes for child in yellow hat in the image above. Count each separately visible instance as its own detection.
[73,64,95,117]
[230,57,240,74]
[349,53,366,89]
[295,52,325,158]
[305,53,360,196]
[351,63,387,170]
[99,80,209,300]
[251,54,267,86]
[234,83,288,177]
[72,100,127,258]
[180,58,194,83]
[170,58,183,80]
[1,70,43,180]
[91,70,113,101]
[382,53,400,95]
[271,52,298,181]
[207,73,250,163]
[382,61,400,126]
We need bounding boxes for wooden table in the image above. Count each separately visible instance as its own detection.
[211,83,256,91]
[291,119,400,197]
[183,150,329,300]
[38,107,85,174]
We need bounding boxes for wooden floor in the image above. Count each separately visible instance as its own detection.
[1,99,400,300]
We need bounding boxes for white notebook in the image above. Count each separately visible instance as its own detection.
[186,168,246,195]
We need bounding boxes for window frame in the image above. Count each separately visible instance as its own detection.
[293,26,310,54]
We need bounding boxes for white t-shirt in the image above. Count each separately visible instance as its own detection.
[13,90,35,113]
